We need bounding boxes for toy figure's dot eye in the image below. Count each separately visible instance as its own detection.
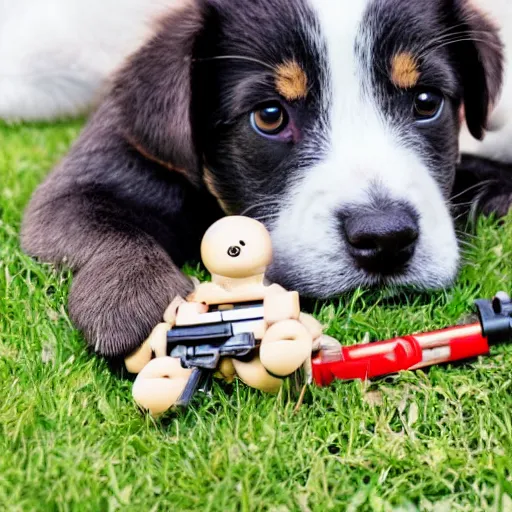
[227,246,241,257]
[239,240,246,246]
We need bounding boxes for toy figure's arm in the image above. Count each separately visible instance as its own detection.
[163,296,187,324]
[187,282,235,304]
[263,289,300,325]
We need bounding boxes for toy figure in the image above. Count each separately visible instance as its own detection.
[125,216,334,416]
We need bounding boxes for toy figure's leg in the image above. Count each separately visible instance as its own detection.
[214,358,237,383]
[259,320,313,377]
[132,357,193,416]
[125,337,153,374]
[232,356,283,393]
[148,323,172,358]
[124,322,171,373]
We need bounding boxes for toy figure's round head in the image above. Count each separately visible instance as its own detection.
[201,216,273,278]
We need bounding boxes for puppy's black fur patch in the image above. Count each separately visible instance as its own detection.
[193,0,327,214]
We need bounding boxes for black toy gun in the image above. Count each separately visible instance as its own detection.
[167,303,265,406]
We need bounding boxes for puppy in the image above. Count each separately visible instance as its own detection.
[21,0,507,358]
[0,0,176,121]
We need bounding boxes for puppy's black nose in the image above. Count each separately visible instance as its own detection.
[342,205,419,274]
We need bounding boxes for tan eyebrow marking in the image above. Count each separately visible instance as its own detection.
[275,60,309,101]
[390,52,420,89]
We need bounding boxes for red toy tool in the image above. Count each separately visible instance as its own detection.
[312,292,512,386]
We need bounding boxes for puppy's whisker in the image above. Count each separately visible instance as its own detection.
[458,249,476,260]
[254,212,281,221]
[459,256,478,267]
[453,201,485,214]
[455,233,478,244]
[455,227,478,236]
[430,23,475,38]
[438,37,501,51]
[455,233,477,245]
[458,240,477,249]
[456,234,478,245]
[459,246,473,256]
[453,214,469,223]
[240,201,282,217]
[456,234,476,243]
[417,36,501,61]
[193,55,275,72]
[459,244,476,253]
[450,200,477,208]
[449,179,495,202]
[412,30,480,57]
[415,32,500,62]
[416,29,498,49]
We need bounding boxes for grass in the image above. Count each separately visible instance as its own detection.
[1,120,512,512]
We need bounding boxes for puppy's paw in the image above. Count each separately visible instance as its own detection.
[454,155,512,220]
[478,190,512,218]
[68,250,193,357]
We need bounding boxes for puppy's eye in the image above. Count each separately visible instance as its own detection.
[413,90,444,121]
[251,103,288,135]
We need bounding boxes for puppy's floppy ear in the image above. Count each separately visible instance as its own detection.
[113,0,210,184]
[446,0,504,140]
